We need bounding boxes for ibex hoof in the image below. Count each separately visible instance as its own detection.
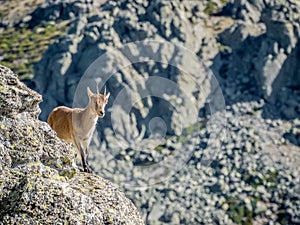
[84,166,93,173]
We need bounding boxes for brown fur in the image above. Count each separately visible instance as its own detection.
[48,106,77,143]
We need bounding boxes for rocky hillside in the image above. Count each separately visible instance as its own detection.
[1,0,300,224]
[5,0,298,122]
[0,65,144,224]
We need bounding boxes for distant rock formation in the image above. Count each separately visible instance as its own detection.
[31,0,300,123]
[217,0,300,118]
[0,65,144,225]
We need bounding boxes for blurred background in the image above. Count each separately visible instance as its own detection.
[1,0,299,224]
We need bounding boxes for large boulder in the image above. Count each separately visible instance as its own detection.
[0,65,144,225]
[217,0,300,118]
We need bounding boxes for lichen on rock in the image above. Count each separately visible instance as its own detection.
[0,65,144,225]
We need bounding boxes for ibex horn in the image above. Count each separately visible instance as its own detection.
[104,86,107,96]
[95,79,100,94]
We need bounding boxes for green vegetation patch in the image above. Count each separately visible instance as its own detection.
[0,21,70,80]
[204,1,229,15]
[223,197,267,225]
[204,2,218,15]
[183,121,205,136]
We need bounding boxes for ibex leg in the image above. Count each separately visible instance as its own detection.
[75,140,92,173]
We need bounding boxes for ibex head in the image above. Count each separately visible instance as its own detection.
[87,86,110,118]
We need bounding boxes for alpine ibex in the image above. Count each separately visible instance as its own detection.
[47,86,110,173]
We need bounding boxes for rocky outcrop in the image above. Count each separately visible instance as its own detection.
[217,0,300,118]
[0,65,144,224]
[25,0,104,28]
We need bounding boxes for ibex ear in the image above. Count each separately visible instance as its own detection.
[105,92,110,99]
[87,87,93,97]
